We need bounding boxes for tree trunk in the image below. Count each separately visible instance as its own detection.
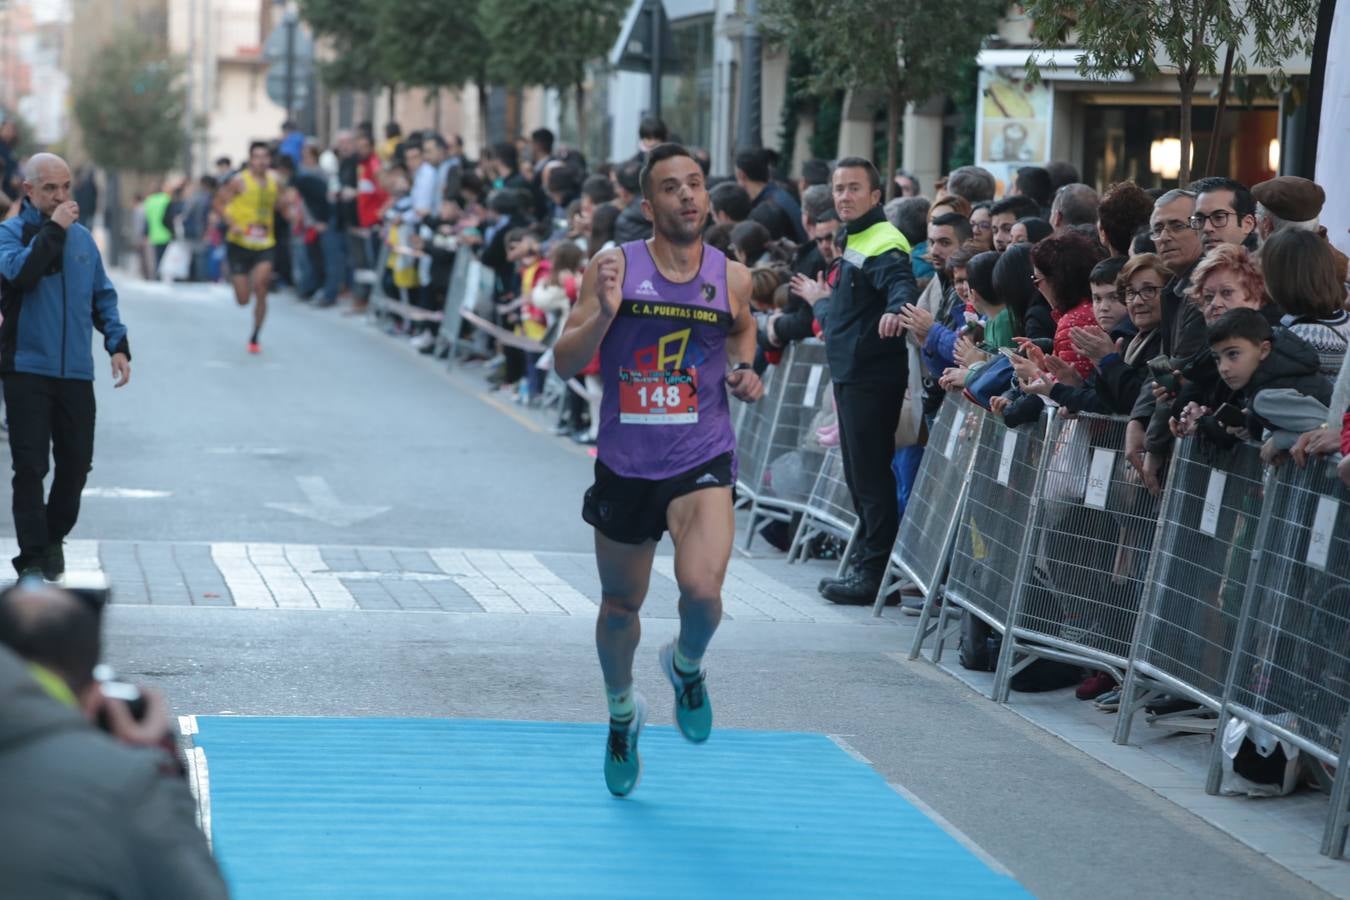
[477,80,490,151]
[1177,74,1194,186]
[575,80,587,157]
[1204,42,1236,178]
[433,87,443,133]
[387,84,397,122]
[885,88,901,202]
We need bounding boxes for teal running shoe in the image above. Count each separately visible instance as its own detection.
[604,692,648,797]
[659,641,712,743]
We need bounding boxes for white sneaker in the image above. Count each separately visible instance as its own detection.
[409,332,433,350]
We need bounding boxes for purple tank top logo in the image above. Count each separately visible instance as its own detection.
[597,241,738,480]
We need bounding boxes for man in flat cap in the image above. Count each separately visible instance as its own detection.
[1253,175,1348,287]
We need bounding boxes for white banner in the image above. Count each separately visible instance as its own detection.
[1316,0,1350,257]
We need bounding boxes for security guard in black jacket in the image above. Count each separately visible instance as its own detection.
[813,158,917,604]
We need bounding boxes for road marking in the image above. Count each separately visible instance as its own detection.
[81,487,172,499]
[248,543,316,608]
[184,746,213,852]
[427,549,525,613]
[652,556,849,624]
[265,475,390,528]
[205,446,289,457]
[886,779,1016,880]
[284,544,356,609]
[210,542,273,607]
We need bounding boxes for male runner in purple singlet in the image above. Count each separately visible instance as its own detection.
[554,143,764,796]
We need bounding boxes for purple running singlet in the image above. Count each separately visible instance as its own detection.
[597,240,737,480]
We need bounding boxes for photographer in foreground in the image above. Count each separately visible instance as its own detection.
[0,581,228,899]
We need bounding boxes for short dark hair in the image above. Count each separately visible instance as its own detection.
[492,141,519,171]
[1089,256,1126,286]
[215,156,232,168]
[639,117,668,142]
[1099,182,1156,256]
[488,189,520,216]
[1189,175,1256,219]
[990,195,1041,221]
[734,147,773,184]
[930,212,973,243]
[1014,167,1054,208]
[703,222,734,254]
[730,220,772,264]
[801,159,831,187]
[615,158,643,197]
[582,174,617,205]
[638,143,696,200]
[0,585,102,693]
[1029,230,1106,312]
[249,141,270,156]
[832,157,881,192]
[710,182,752,222]
[423,132,448,151]
[1045,160,1080,191]
[1208,307,1272,347]
[385,121,402,139]
[546,165,580,198]
[531,128,555,153]
[1015,217,1054,244]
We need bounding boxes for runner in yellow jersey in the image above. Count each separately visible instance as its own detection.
[216,142,279,353]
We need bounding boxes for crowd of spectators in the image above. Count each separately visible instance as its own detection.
[847,162,1350,709]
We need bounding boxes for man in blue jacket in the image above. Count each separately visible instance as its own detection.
[0,153,131,580]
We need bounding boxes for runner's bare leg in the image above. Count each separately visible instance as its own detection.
[666,487,733,659]
[594,533,658,690]
[251,262,272,338]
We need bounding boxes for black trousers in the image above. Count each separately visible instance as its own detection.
[835,380,902,577]
[3,373,96,566]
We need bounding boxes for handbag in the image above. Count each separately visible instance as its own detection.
[961,356,1015,410]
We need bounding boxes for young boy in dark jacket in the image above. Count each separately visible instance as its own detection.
[1193,308,1332,458]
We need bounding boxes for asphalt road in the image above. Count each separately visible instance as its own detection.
[35,278,1331,898]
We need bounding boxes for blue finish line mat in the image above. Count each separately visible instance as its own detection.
[193,717,1028,899]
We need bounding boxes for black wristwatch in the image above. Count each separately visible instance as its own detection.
[731,362,753,372]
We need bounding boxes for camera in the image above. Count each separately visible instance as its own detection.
[93,663,147,731]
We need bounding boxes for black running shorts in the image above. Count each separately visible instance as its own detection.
[582,452,735,545]
[227,244,275,274]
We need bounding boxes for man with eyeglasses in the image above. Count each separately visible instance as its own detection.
[1189,176,1257,253]
[1125,190,1207,492]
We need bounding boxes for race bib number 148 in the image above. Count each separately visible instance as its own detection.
[619,368,698,425]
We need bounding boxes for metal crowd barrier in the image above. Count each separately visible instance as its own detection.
[1115,437,1265,745]
[735,340,832,553]
[899,401,982,641]
[786,446,858,566]
[435,247,474,361]
[1199,457,1350,856]
[938,411,1050,692]
[993,414,1160,701]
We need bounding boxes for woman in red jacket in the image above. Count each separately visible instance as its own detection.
[1030,230,1107,381]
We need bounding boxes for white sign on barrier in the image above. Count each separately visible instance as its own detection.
[1200,471,1227,537]
[1085,449,1114,510]
[803,365,824,407]
[1308,496,1339,571]
[996,430,1017,486]
[944,409,967,460]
